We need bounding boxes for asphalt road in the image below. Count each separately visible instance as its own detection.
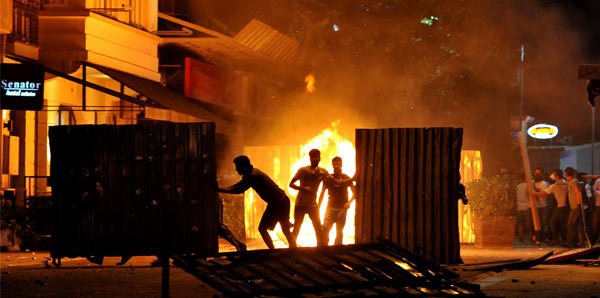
[1,245,599,297]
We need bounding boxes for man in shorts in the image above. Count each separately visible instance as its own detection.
[219,155,297,250]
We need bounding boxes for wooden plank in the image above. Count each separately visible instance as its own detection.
[518,132,541,235]
[424,129,435,259]
[391,129,399,243]
[399,129,408,248]
[450,128,463,263]
[372,129,383,240]
[382,130,392,239]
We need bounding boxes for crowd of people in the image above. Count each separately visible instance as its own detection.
[515,167,600,248]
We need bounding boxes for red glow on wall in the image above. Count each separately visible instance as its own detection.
[184,58,224,106]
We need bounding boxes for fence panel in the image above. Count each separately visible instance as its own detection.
[355,128,463,264]
[49,123,218,259]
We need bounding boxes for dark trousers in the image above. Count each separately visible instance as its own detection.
[590,207,600,245]
[539,206,553,241]
[566,207,582,246]
[515,210,530,240]
[293,205,324,246]
[550,206,569,242]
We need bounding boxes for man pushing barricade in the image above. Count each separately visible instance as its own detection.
[218,155,297,250]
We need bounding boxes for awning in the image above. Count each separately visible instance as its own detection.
[158,13,300,81]
[90,64,236,127]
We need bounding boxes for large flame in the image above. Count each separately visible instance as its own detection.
[285,121,355,247]
[247,121,356,248]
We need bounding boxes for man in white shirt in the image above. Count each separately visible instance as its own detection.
[529,169,568,246]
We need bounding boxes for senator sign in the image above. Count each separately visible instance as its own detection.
[1,63,44,110]
[527,123,559,139]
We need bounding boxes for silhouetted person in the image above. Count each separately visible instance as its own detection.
[219,155,297,250]
[318,156,355,245]
[217,194,247,252]
[290,149,329,246]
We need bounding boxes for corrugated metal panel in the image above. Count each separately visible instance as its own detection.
[49,123,219,259]
[172,242,484,297]
[355,128,463,264]
[234,19,300,63]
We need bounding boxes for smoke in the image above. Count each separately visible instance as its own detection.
[187,0,594,174]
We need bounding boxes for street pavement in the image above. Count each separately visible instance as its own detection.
[1,242,599,297]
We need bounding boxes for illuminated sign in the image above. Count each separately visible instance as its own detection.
[0,63,44,110]
[527,123,559,139]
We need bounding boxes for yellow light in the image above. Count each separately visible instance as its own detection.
[305,74,316,93]
[254,121,355,248]
[288,121,355,247]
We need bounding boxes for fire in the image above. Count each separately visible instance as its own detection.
[305,74,316,93]
[270,121,356,247]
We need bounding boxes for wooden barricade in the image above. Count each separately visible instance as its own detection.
[49,123,218,259]
[355,128,463,264]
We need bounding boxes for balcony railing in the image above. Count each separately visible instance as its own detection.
[7,0,40,45]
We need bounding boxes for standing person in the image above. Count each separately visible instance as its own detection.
[289,149,329,246]
[218,155,297,250]
[564,168,584,248]
[591,177,600,245]
[529,169,568,246]
[515,175,531,243]
[318,156,356,246]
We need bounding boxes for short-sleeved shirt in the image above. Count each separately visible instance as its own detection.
[567,178,580,209]
[323,173,353,209]
[545,180,568,208]
[293,166,329,207]
[221,168,286,204]
[516,182,528,211]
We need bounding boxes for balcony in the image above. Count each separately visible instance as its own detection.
[6,0,41,60]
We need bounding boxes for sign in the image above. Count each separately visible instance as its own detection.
[184,57,224,107]
[1,63,45,110]
[527,123,559,139]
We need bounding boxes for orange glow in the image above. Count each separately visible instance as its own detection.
[458,150,482,244]
[244,121,356,249]
[305,74,316,93]
[285,121,355,247]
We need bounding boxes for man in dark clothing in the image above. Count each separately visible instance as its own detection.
[565,168,583,247]
[289,149,330,246]
[318,156,355,245]
[219,155,297,250]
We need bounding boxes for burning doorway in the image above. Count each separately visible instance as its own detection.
[243,122,355,248]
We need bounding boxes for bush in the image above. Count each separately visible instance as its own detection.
[466,173,518,217]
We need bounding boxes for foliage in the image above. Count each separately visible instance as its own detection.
[466,173,519,217]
